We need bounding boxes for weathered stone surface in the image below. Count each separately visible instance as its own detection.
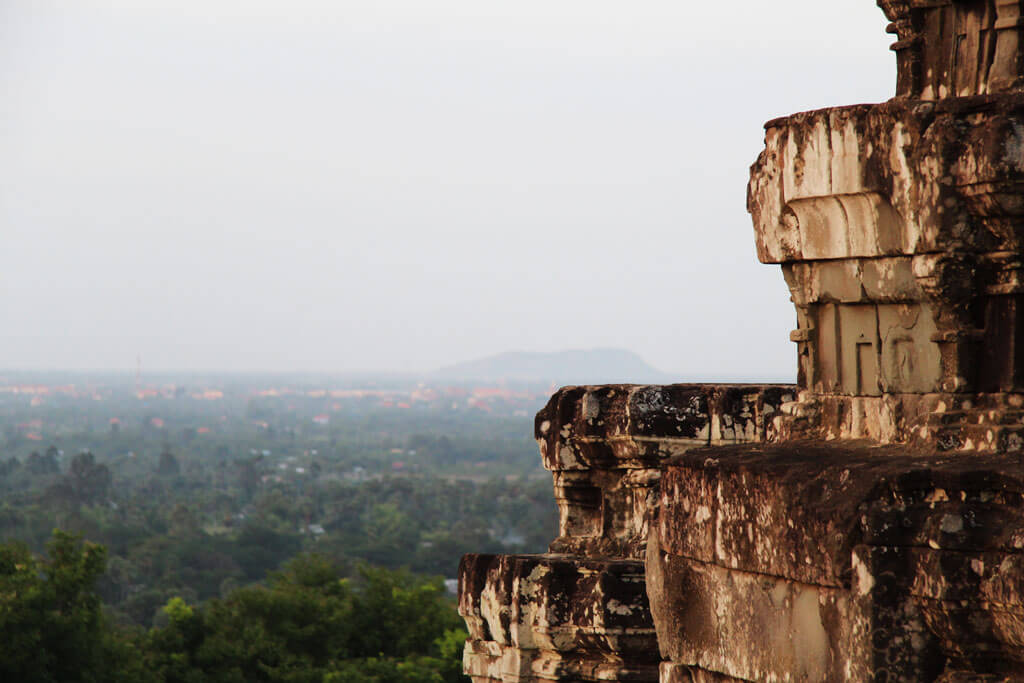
[458,553,659,682]
[879,0,1024,100]
[457,385,795,681]
[751,97,1024,263]
[536,385,794,472]
[658,441,1024,585]
[463,403,1024,681]
[647,532,858,681]
[936,675,1024,683]
[745,1,1024,452]
[538,385,794,559]
[856,544,1024,672]
[748,92,1024,450]
[659,662,745,683]
[649,442,1024,681]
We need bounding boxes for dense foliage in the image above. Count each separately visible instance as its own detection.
[0,532,467,682]
[0,374,557,679]
[0,375,556,626]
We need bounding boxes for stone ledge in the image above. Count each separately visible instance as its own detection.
[537,385,794,559]
[650,441,1024,680]
[658,441,1024,588]
[536,385,795,472]
[458,553,659,682]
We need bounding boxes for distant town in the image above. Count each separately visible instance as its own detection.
[0,374,556,444]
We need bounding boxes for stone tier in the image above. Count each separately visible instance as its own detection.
[648,441,1024,681]
[458,385,794,683]
[878,0,1024,99]
[751,96,1024,267]
[458,553,659,682]
[461,387,1024,681]
[536,384,794,559]
[748,94,1024,451]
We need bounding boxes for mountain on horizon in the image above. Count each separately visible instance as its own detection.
[434,349,672,385]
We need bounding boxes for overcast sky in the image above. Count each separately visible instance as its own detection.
[0,0,895,378]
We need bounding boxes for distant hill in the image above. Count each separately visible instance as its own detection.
[434,349,672,385]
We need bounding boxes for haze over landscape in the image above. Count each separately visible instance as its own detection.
[1,0,894,379]
[1,3,968,682]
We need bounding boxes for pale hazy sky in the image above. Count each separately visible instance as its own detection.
[0,1,895,378]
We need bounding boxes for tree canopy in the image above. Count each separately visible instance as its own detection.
[0,532,467,683]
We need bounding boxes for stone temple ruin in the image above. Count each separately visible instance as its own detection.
[458,1,1024,681]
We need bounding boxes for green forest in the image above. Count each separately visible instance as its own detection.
[0,373,557,681]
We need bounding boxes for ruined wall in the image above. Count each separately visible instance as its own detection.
[460,1,1024,680]
[538,385,793,560]
[748,26,1024,451]
[880,0,1024,99]
[462,387,1024,681]
[749,94,1024,449]
[650,443,1024,680]
[458,385,792,682]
